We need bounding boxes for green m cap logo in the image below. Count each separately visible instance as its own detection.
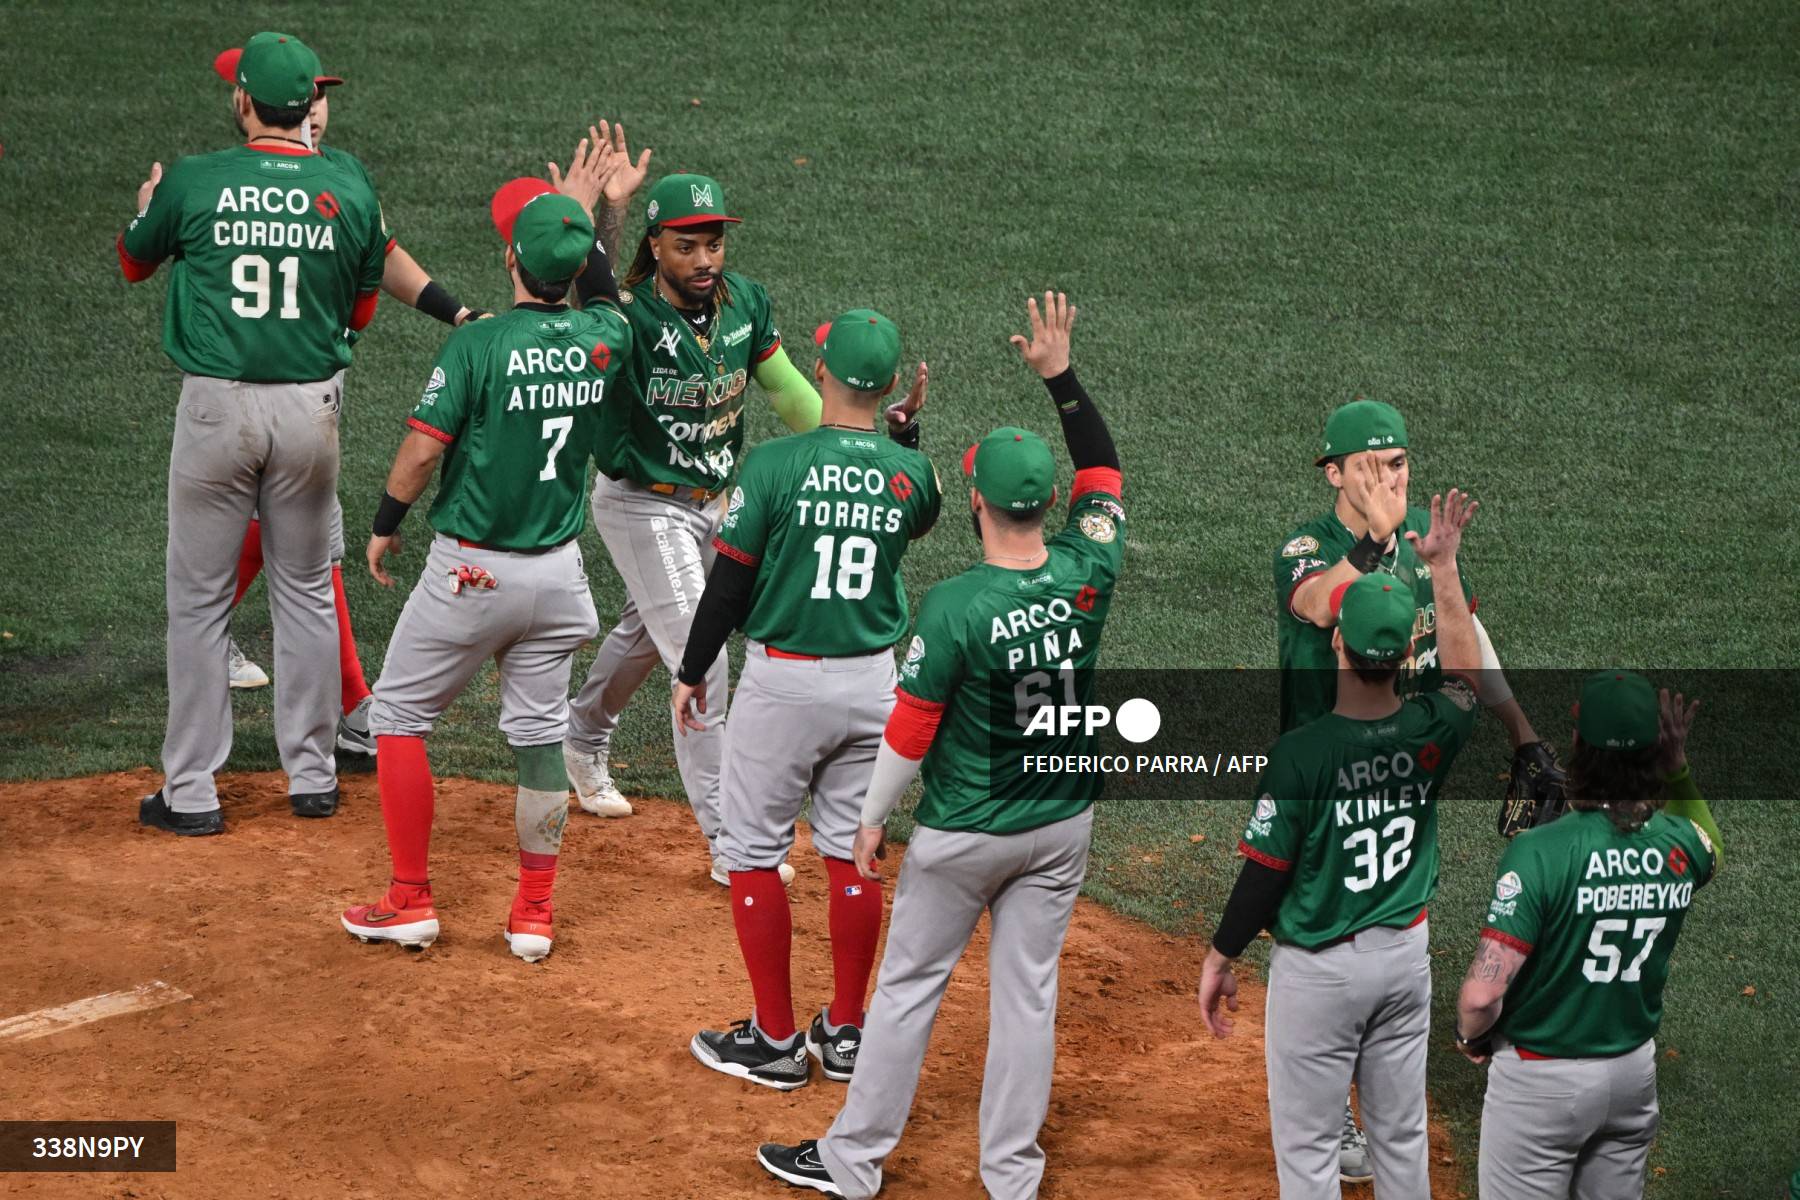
[690,183,715,208]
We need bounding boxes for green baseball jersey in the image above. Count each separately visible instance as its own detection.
[1483,809,1715,1057]
[595,270,781,490]
[714,427,941,656]
[898,482,1127,836]
[406,301,633,551]
[1274,507,1477,733]
[1240,676,1479,948]
[121,144,386,383]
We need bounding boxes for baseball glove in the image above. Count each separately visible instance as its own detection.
[1498,740,1568,838]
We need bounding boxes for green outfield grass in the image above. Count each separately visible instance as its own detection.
[3,1,1797,1193]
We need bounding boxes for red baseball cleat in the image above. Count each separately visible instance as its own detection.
[504,898,553,963]
[342,889,439,951]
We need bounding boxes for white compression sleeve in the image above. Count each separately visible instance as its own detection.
[859,740,924,828]
[1471,614,1514,707]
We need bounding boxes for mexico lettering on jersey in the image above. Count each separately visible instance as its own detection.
[898,474,1126,836]
[1273,508,1477,734]
[1483,809,1715,1057]
[1240,675,1479,948]
[406,301,632,551]
[714,427,941,656]
[121,144,386,382]
[594,270,780,490]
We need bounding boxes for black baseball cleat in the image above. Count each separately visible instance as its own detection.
[757,1141,844,1195]
[290,787,340,818]
[690,1017,811,1090]
[138,791,224,837]
[805,1009,862,1082]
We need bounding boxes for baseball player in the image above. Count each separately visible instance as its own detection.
[1456,676,1721,1199]
[563,165,823,867]
[674,310,937,1089]
[206,44,489,756]
[340,152,631,962]
[1274,398,1566,1174]
[120,31,387,835]
[756,292,1124,1198]
[1200,488,1483,1198]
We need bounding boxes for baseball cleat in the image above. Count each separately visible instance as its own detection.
[290,786,339,818]
[138,790,224,837]
[503,898,553,963]
[805,1009,861,1082]
[227,638,269,689]
[711,861,798,887]
[1339,1102,1373,1183]
[756,1141,844,1195]
[564,745,632,817]
[342,892,439,950]
[336,695,375,756]
[691,1017,810,1090]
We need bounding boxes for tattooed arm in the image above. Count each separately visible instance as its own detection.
[1455,935,1530,1063]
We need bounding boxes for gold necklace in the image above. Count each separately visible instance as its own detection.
[657,277,724,363]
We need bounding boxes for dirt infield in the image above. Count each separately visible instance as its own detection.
[1,771,1461,1198]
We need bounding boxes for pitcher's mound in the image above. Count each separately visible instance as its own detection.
[0,771,1458,1198]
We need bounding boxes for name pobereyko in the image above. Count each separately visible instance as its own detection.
[793,464,906,533]
[213,186,338,249]
[1576,847,1694,914]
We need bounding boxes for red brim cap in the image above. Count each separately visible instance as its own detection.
[213,47,342,89]
[814,322,832,347]
[1328,579,1355,617]
[962,443,979,477]
[658,213,742,228]
[491,177,557,244]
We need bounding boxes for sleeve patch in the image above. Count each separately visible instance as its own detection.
[1282,534,1320,558]
[1078,511,1117,543]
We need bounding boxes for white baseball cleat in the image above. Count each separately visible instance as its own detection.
[564,745,633,816]
[337,694,375,756]
[711,861,797,887]
[228,638,269,689]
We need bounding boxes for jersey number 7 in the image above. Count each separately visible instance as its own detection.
[539,417,574,481]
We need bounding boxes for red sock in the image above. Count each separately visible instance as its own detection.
[730,869,795,1040]
[518,851,557,909]
[825,857,883,1028]
[377,735,434,892]
[333,565,372,714]
[232,520,264,607]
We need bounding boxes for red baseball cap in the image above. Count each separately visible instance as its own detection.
[491,177,558,244]
[213,47,343,91]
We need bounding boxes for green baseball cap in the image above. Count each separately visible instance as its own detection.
[645,173,740,229]
[813,309,901,391]
[510,192,594,283]
[1317,399,1408,466]
[1330,574,1416,662]
[963,427,1055,512]
[1575,670,1659,750]
[235,32,323,110]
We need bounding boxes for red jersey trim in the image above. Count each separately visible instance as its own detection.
[349,290,379,331]
[1285,566,1332,619]
[711,536,758,567]
[116,232,160,282]
[385,237,398,256]
[755,337,782,364]
[1238,840,1292,872]
[1070,467,1122,503]
[1469,594,1479,615]
[244,141,316,157]
[883,697,942,760]
[892,687,946,714]
[405,417,454,445]
[1479,926,1534,955]
[1514,1047,1558,1060]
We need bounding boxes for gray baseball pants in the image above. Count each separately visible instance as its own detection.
[567,473,728,852]
[370,536,599,744]
[162,373,343,812]
[714,642,896,869]
[1265,919,1433,1199]
[1478,1040,1658,1200]
[817,806,1095,1200]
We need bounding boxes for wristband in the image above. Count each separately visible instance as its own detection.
[1346,533,1387,573]
[461,308,491,324]
[416,280,466,327]
[372,491,412,537]
[1455,1028,1495,1055]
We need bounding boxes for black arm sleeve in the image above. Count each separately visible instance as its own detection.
[676,553,757,686]
[1210,856,1293,958]
[575,239,620,309]
[1045,367,1119,472]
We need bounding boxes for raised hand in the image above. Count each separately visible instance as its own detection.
[595,120,652,206]
[1404,488,1478,567]
[1343,451,1409,542]
[885,361,928,431]
[136,162,163,215]
[1656,688,1700,775]
[548,129,619,217]
[1009,290,1077,379]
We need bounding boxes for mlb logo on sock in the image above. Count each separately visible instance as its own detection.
[844,885,863,897]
